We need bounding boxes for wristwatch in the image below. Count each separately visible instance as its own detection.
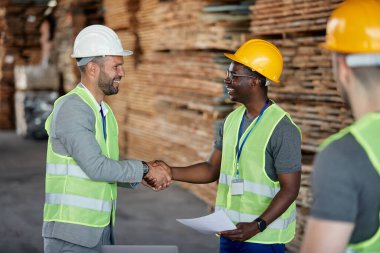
[142,161,149,178]
[254,217,267,232]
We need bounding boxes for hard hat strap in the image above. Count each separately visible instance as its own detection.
[76,57,95,66]
[346,54,380,68]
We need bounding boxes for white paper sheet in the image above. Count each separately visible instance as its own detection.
[176,210,237,234]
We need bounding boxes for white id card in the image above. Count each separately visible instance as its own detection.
[231,178,244,195]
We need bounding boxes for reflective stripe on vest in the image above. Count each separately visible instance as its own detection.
[219,173,280,198]
[215,206,296,230]
[46,163,89,179]
[46,193,112,212]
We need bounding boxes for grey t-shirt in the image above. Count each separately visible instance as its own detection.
[310,133,380,243]
[214,114,302,181]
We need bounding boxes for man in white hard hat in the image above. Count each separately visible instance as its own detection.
[301,1,380,252]
[42,25,171,253]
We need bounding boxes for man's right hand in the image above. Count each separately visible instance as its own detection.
[142,160,172,191]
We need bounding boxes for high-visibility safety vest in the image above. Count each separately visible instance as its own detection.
[319,113,380,253]
[215,103,300,244]
[43,85,119,227]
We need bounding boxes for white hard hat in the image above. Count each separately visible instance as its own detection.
[71,25,133,58]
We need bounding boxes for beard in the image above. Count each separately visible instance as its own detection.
[98,69,120,96]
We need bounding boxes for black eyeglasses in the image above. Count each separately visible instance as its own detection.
[226,69,255,81]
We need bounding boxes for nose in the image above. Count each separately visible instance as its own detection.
[224,76,232,87]
[118,66,125,78]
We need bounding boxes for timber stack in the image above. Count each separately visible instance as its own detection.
[105,0,255,206]
[0,2,45,129]
[52,0,104,92]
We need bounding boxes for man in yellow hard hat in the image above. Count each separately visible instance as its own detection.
[42,25,171,253]
[301,1,380,252]
[154,39,302,252]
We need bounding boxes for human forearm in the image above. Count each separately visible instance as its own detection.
[260,185,298,225]
[260,171,300,224]
[169,148,222,183]
[171,162,219,183]
[301,218,353,253]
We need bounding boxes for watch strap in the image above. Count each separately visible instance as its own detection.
[142,161,149,177]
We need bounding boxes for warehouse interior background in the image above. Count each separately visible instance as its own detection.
[0,0,352,252]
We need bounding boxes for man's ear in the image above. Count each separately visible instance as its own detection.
[337,55,351,88]
[251,77,261,87]
[86,62,98,77]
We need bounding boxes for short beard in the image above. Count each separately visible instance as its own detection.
[98,69,119,96]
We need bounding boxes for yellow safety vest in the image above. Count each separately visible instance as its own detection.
[319,113,380,253]
[215,103,300,244]
[43,85,118,227]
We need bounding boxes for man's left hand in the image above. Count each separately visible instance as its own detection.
[219,222,260,242]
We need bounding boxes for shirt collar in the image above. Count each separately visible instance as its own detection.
[78,83,109,116]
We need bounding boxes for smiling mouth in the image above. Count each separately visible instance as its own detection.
[227,88,235,95]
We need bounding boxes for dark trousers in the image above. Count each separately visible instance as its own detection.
[220,237,285,253]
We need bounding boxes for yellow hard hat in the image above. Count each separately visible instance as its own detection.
[224,39,283,83]
[322,0,380,53]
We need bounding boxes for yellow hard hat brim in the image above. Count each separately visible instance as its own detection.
[224,53,238,64]
[224,53,280,83]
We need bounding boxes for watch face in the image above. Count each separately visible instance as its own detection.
[256,218,267,232]
[258,221,266,231]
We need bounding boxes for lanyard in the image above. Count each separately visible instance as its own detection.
[100,106,107,140]
[235,99,269,177]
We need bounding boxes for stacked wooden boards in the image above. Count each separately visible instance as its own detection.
[102,0,254,206]
[52,0,104,92]
[0,5,11,128]
[0,2,46,129]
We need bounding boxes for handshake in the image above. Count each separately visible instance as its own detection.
[142,160,172,191]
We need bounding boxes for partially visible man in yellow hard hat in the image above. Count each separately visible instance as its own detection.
[301,1,380,253]
[154,39,302,253]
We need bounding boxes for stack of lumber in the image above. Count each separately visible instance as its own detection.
[0,6,13,129]
[153,0,253,51]
[103,0,139,31]
[279,100,352,152]
[52,0,77,93]
[250,0,342,36]
[136,0,160,59]
[289,155,313,253]
[0,3,46,129]
[116,0,256,205]
[3,3,45,65]
[52,0,104,92]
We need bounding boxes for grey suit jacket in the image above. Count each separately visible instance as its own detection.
[42,84,144,247]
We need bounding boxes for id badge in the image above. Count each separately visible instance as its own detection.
[231,178,244,195]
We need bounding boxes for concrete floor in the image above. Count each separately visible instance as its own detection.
[0,130,219,253]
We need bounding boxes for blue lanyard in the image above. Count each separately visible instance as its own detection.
[100,105,107,140]
[235,99,269,176]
